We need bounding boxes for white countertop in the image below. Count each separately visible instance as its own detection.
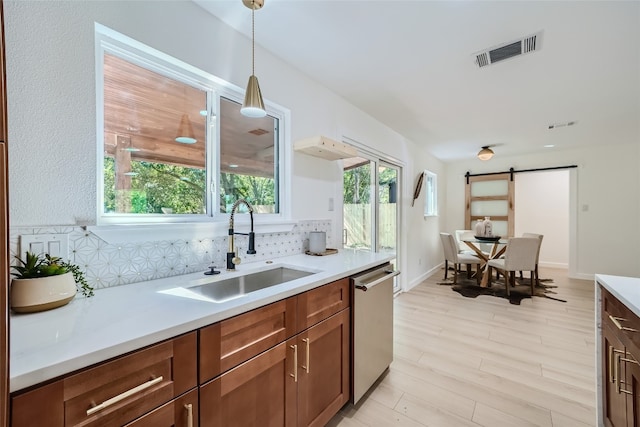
[10,250,394,392]
[596,274,640,318]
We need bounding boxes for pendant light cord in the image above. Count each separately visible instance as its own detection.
[251,7,255,76]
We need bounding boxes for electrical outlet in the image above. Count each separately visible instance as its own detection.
[20,234,69,260]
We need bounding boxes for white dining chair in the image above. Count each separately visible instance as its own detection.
[454,229,475,254]
[454,229,478,277]
[521,233,543,288]
[487,237,539,296]
[440,232,481,285]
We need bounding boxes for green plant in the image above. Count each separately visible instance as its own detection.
[11,252,94,297]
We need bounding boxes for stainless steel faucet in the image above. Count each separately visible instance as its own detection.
[227,199,257,270]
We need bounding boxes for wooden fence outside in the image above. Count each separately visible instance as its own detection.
[343,203,396,250]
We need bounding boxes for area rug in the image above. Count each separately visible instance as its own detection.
[437,271,566,305]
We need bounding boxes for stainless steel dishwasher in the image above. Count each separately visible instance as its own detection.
[351,262,400,404]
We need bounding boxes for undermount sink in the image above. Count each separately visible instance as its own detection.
[177,267,316,303]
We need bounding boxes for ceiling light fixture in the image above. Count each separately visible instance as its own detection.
[175,114,197,144]
[240,0,266,118]
[477,146,494,161]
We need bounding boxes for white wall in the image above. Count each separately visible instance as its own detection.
[515,170,569,269]
[402,139,447,289]
[445,143,640,278]
[3,1,445,291]
[5,1,637,286]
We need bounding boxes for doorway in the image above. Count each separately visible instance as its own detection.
[514,170,570,269]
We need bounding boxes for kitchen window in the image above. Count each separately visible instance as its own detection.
[95,24,288,226]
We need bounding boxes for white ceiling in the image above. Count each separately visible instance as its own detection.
[195,0,640,162]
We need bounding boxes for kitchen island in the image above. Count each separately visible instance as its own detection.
[596,274,640,427]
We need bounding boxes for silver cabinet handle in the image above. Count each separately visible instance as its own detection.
[87,376,163,416]
[354,270,400,291]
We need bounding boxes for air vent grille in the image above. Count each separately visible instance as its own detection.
[489,41,522,63]
[474,31,543,68]
[523,34,537,53]
[476,52,489,68]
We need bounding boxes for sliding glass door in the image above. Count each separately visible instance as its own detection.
[343,157,373,251]
[378,162,398,256]
[343,156,401,291]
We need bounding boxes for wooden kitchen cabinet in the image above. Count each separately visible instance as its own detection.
[601,286,640,427]
[198,277,349,382]
[296,278,349,332]
[123,389,198,427]
[297,308,350,427]
[11,277,353,427]
[200,309,350,427]
[199,297,297,383]
[200,339,297,427]
[0,0,9,425]
[11,332,197,427]
[199,278,351,427]
[603,323,629,427]
[624,350,640,426]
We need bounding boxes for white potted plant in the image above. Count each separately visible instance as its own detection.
[10,252,94,313]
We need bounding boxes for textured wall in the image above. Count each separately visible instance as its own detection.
[3,1,445,292]
[9,220,332,290]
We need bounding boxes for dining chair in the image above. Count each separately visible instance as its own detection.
[454,229,477,277]
[521,233,543,288]
[454,229,475,254]
[487,237,539,296]
[440,232,481,285]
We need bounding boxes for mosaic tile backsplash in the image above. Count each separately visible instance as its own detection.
[9,220,332,291]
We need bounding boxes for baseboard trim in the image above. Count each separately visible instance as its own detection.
[407,263,443,291]
[570,272,594,281]
[539,261,568,269]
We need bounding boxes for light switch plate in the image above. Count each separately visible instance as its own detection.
[20,234,69,261]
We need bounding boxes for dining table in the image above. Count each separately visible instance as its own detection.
[462,237,508,287]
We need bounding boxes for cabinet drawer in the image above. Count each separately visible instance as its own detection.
[602,287,640,356]
[11,332,197,427]
[199,297,297,383]
[296,278,349,332]
[124,389,198,427]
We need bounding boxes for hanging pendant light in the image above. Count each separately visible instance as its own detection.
[241,0,266,118]
[477,146,494,161]
[175,114,197,144]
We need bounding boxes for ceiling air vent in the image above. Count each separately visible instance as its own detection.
[474,31,543,68]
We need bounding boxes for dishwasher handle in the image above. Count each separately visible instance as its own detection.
[354,269,400,291]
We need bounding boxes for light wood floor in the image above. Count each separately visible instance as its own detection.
[329,267,596,427]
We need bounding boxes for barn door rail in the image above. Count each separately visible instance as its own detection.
[465,165,577,184]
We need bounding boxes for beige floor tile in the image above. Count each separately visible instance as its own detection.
[329,267,597,427]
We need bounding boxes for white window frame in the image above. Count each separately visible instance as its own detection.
[424,170,438,217]
[94,23,291,230]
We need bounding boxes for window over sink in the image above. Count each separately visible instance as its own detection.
[95,24,289,226]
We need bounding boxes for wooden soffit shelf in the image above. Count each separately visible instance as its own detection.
[294,136,357,161]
